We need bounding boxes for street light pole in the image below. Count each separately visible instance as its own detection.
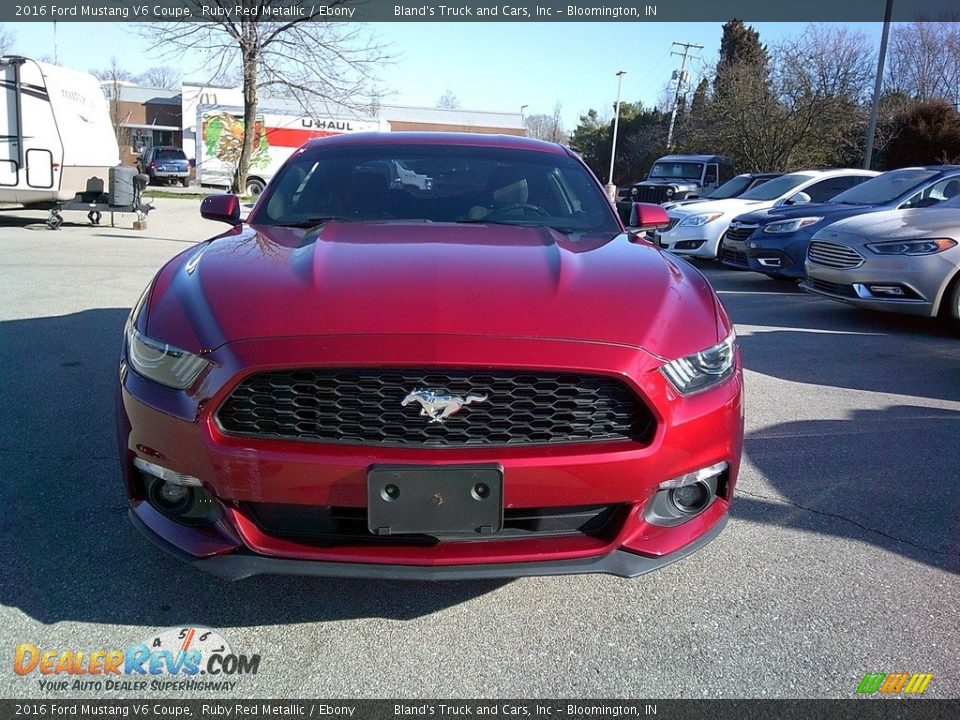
[864,0,894,170]
[520,104,528,135]
[606,70,627,200]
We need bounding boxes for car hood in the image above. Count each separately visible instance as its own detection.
[812,207,960,244]
[145,221,724,361]
[733,202,876,225]
[635,178,700,187]
[669,198,773,217]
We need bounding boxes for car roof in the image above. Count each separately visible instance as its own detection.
[656,154,731,163]
[791,168,879,178]
[303,132,568,156]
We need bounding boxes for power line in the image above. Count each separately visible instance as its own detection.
[666,41,703,150]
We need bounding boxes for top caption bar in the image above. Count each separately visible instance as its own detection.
[5,0,960,23]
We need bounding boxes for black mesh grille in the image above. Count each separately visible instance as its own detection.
[242,502,626,544]
[216,369,654,447]
[632,185,669,204]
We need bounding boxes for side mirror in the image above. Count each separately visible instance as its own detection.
[786,191,812,206]
[630,202,670,232]
[201,193,241,225]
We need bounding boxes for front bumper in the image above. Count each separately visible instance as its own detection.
[130,504,729,580]
[655,222,726,259]
[802,255,954,317]
[118,334,743,579]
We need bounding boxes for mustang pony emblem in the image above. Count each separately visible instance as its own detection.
[401,389,488,424]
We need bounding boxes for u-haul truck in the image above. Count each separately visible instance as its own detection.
[195,104,387,196]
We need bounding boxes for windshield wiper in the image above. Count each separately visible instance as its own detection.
[454,218,541,227]
[274,216,353,229]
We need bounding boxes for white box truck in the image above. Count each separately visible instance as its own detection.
[0,56,120,209]
[195,104,386,196]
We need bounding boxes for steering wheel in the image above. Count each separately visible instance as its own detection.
[487,203,550,219]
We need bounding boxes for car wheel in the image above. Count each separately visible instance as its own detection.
[942,274,960,332]
[181,178,190,188]
[246,178,265,197]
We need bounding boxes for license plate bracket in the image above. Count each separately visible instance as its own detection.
[367,464,503,537]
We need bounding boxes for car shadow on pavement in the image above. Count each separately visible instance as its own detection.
[0,310,506,629]
[734,405,960,575]
[737,321,960,402]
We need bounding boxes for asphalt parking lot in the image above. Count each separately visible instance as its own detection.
[2,199,958,699]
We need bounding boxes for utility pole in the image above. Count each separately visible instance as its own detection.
[606,70,627,200]
[864,0,894,170]
[666,41,702,149]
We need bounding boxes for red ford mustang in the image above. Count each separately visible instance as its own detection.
[117,133,743,580]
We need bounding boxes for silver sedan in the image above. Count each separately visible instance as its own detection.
[801,195,960,325]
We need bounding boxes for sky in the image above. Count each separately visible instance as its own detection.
[3,21,887,129]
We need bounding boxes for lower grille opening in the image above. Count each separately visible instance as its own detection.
[241,502,626,545]
[807,277,857,298]
[721,246,748,266]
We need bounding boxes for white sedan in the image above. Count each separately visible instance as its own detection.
[652,169,877,259]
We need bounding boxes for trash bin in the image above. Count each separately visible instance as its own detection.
[109,166,138,207]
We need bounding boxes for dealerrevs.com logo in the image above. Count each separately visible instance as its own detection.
[856,672,933,695]
[13,627,260,693]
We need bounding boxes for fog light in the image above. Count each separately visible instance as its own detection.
[141,476,220,527]
[158,482,189,504]
[670,482,711,514]
[645,461,728,527]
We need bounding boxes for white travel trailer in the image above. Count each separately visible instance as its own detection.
[0,56,120,208]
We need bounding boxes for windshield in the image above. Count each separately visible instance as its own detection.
[739,173,815,201]
[155,148,186,160]
[706,175,752,199]
[649,162,703,181]
[830,169,939,205]
[252,144,621,234]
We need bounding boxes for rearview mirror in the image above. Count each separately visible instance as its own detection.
[630,202,670,231]
[786,191,811,206]
[200,194,242,225]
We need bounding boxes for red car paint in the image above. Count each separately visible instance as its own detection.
[117,133,743,579]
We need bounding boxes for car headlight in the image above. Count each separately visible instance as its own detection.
[660,330,737,395]
[865,238,957,256]
[678,212,723,228]
[125,322,209,389]
[762,217,823,234]
[665,187,675,197]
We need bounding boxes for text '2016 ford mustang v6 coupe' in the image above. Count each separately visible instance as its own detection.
[117,133,744,580]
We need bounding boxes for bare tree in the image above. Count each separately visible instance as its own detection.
[138,66,182,90]
[698,25,876,171]
[144,1,389,193]
[524,103,568,144]
[93,57,135,152]
[436,89,460,109]
[885,20,960,109]
[0,24,15,55]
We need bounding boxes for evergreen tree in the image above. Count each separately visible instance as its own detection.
[714,19,769,99]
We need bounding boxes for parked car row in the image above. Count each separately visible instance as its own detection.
[631,163,960,327]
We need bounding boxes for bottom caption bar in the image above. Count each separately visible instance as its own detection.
[4,700,960,720]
